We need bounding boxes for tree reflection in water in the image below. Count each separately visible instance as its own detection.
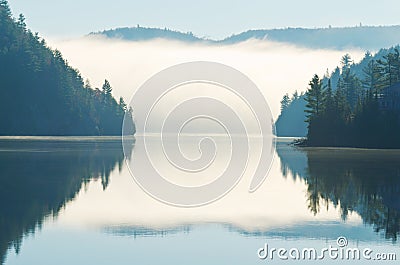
[277,140,400,242]
[0,138,132,264]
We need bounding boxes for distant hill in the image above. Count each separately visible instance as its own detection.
[0,1,135,136]
[223,26,400,50]
[92,25,400,50]
[92,26,206,42]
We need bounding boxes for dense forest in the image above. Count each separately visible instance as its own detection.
[302,49,400,148]
[278,47,400,148]
[0,1,135,135]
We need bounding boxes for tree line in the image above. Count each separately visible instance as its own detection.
[301,50,400,148]
[0,0,135,135]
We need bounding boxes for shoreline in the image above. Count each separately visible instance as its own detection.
[290,137,400,151]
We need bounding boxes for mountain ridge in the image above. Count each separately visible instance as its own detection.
[91,25,400,50]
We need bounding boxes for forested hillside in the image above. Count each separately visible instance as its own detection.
[277,47,400,138]
[0,0,134,135]
[94,25,400,51]
[302,49,400,148]
[95,26,204,42]
[223,26,400,50]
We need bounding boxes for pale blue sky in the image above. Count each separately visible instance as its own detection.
[8,0,400,39]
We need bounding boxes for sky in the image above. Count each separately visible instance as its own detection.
[7,0,400,40]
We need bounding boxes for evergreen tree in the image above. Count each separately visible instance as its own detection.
[340,53,353,70]
[280,93,291,112]
[341,67,362,110]
[0,0,11,18]
[333,82,349,120]
[362,59,382,96]
[323,79,334,113]
[305,74,324,122]
[119,97,127,111]
[102,79,113,97]
[292,90,299,100]
[378,49,400,88]
[17,14,26,30]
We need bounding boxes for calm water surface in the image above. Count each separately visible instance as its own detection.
[0,137,399,264]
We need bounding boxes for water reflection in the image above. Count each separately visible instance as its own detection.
[103,225,191,238]
[1,137,400,264]
[0,137,130,264]
[276,139,400,242]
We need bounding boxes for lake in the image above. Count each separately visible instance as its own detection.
[0,137,399,264]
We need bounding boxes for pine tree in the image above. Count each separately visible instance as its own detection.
[119,97,127,112]
[101,79,113,104]
[17,14,26,30]
[102,79,112,96]
[334,80,350,122]
[323,79,334,113]
[362,59,383,96]
[280,93,291,112]
[292,90,299,100]
[305,74,324,123]
[377,49,400,88]
[340,54,353,70]
[0,0,11,18]
[341,66,361,110]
